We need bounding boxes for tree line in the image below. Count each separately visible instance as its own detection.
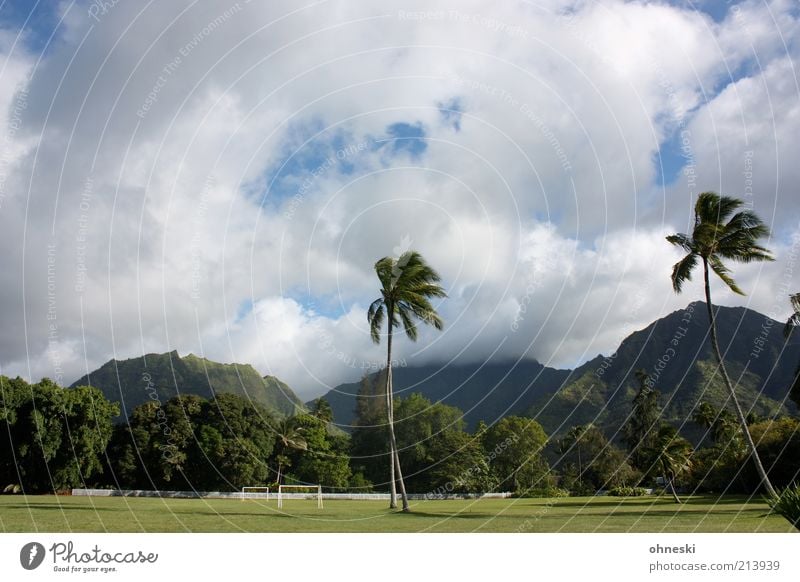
[2,370,798,499]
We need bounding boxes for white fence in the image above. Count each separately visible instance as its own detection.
[72,489,513,500]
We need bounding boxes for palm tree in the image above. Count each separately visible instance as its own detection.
[272,417,307,486]
[692,401,745,457]
[652,426,693,503]
[783,293,800,408]
[622,369,661,473]
[367,250,446,511]
[311,398,334,424]
[667,191,777,496]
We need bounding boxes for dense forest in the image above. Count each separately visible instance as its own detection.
[2,371,798,497]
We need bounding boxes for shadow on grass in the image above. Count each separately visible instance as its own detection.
[390,511,493,520]
[533,496,761,509]
[2,503,118,512]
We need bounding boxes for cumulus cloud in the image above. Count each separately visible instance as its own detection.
[0,0,797,399]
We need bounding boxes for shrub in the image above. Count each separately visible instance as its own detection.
[767,484,800,530]
[608,486,649,497]
[523,486,570,498]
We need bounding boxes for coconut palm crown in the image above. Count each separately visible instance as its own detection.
[368,251,446,344]
[667,192,773,294]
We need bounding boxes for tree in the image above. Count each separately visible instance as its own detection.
[667,191,777,496]
[367,250,447,511]
[271,416,308,485]
[392,393,465,493]
[621,369,661,475]
[747,417,800,489]
[692,401,744,454]
[651,426,693,503]
[426,430,493,495]
[311,398,334,424]
[1,377,119,493]
[107,393,277,491]
[349,374,389,488]
[783,292,800,408]
[286,414,351,489]
[482,416,551,495]
[556,424,638,494]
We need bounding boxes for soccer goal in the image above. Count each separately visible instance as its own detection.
[277,484,323,509]
[240,486,270,501]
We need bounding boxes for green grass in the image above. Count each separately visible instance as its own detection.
[0,495,795,533]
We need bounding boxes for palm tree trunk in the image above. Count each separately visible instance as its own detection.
[702,259,777,497]
[385,316,410,511]
[667,473,681,504]
[385,369,397,509]
[385,317,407,509]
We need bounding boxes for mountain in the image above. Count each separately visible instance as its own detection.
[314,360,577,431]
[314,303,800,439]
[71,351,305,421]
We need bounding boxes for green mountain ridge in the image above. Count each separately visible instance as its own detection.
[70,350,305,421]
[314,302,800,440]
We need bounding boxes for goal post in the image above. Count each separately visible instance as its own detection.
[240,486,270,501]
[277,484,323,509]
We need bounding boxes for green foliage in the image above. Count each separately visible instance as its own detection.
[650,425,693,503]
[621,369,662,475]
[556,424,640,494]
[281,414,351,489]
[482,416,552,495]
[108,393,277,491]
[767,484,800,530]
[784,292,800,408]
[393,394,469,492]
[608,486,649,497]
[367,250,447,344]
[426,430,494,494]
[666,191,773,295]
[0,376,118,493]
[746,418,800,489]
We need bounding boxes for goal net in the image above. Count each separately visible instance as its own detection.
[277,484,323,509]
[240,486,270,501]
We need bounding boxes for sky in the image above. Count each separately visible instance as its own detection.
[0,0,798,400]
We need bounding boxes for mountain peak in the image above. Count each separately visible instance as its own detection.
[71,351,305,421]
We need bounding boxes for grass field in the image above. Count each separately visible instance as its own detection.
[0,494,795,533]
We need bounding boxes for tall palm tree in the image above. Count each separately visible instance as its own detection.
[784,293,800,408]
[367,250,446,511]
[652,426,693,503]
[272,417,307,486]
[667,191,777,496]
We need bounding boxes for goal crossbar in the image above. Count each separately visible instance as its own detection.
[240,486,269,501]
[277,484,323,509]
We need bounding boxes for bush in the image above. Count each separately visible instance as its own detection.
[767,484,800,530]
[608,486,649,497]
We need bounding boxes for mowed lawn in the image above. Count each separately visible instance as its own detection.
[0,495,795,533]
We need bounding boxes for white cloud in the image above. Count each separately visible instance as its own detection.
[0,0,798,399]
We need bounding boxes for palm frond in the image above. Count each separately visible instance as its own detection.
[708,255,744,295]
[669,252,698,293]
[397,304,418,341]
[666,233,694,253]
[785,293,800,339]
[367,300,385,344]
[408,302,444,330]
[374,257,396,290]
